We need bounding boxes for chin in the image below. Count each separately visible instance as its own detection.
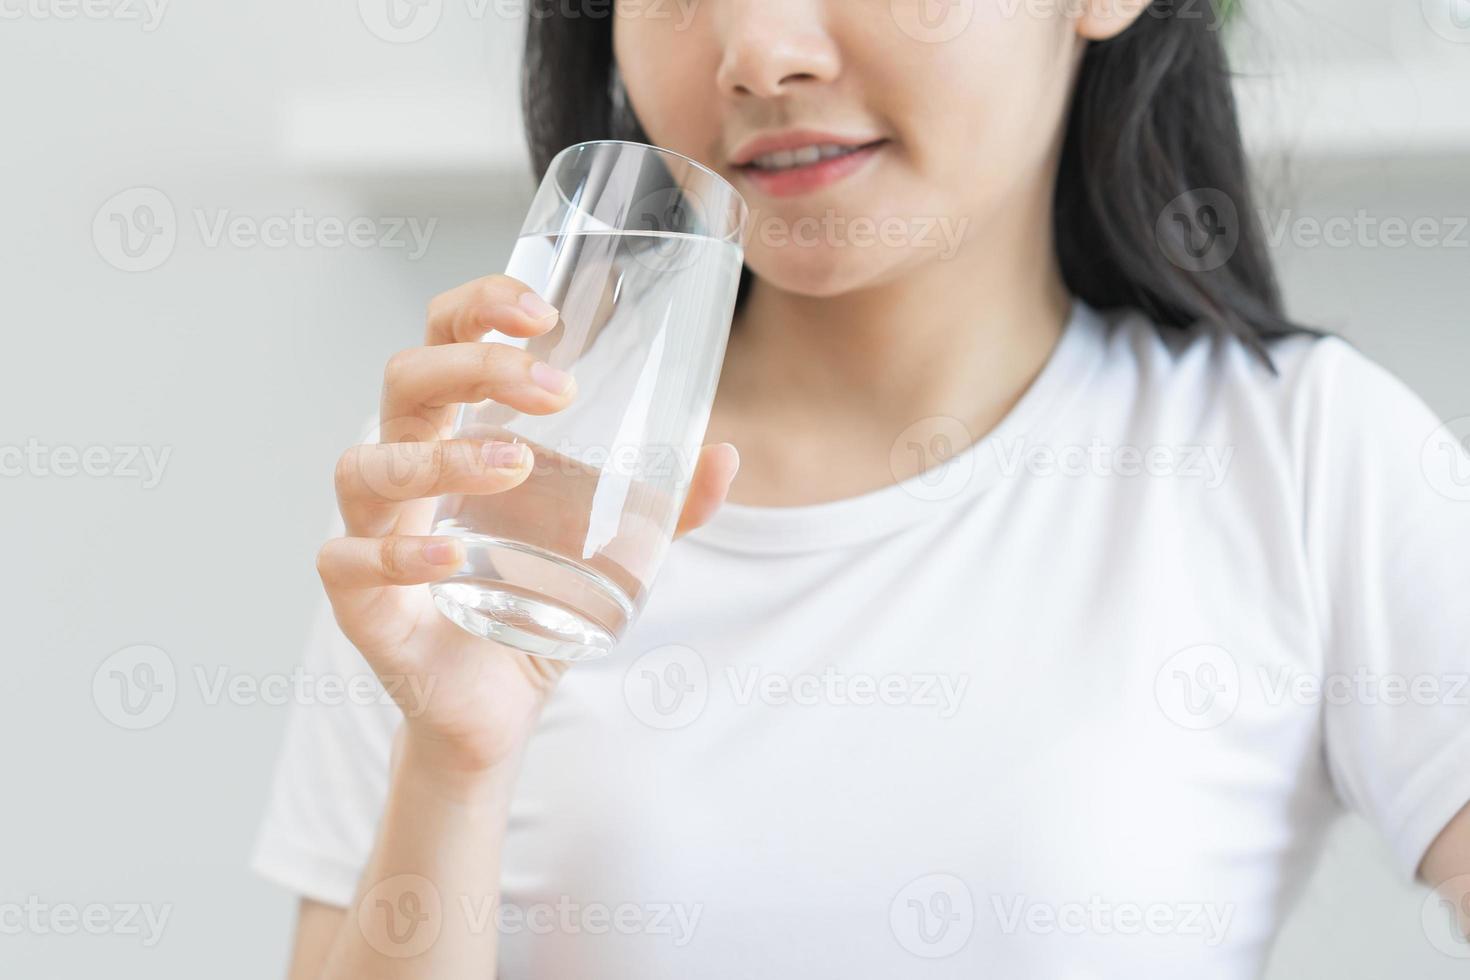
[744,247,905,299]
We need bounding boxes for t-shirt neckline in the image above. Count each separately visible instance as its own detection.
[683,298,1110,555]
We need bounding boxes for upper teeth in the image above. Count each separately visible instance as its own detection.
[748,143,862,171]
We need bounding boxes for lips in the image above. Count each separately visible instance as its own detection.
[730,131,890,198]
[742,141,882,171]
[731,129,887,167]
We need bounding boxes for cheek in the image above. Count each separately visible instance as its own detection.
[869,9,1077,190]
[612,21,723,164]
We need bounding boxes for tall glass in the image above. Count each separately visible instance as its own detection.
[429,140,749,662]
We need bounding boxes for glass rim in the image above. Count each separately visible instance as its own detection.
[546,139,748,244]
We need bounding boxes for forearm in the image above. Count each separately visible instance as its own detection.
[1422,800,1470,938]
[317,732,520,980]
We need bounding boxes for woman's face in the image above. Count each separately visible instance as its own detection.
[613,0,1093,298]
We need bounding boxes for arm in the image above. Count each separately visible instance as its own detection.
[278,274,739,980]
[288,735,523,979]
[1421,800,1470,937]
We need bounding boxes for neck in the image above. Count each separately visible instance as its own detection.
[732,245,1067,420]
[711,193,1072,507]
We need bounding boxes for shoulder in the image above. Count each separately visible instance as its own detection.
[1089,306,1445,472]
[1094,303,1388,408]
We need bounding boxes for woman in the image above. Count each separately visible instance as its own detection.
[253,1,1470,976]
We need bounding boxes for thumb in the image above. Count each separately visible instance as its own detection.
[674,442,740,538]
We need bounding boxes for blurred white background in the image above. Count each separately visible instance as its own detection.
[0,0,1466,976]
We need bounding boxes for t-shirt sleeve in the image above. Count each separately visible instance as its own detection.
[1302,337,1470,881]
[250,452,402,908]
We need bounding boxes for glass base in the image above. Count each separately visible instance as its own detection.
[429,535,631,662]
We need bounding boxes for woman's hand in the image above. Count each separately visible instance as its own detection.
[314,274,739,790]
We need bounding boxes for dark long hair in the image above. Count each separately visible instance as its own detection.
[521,0,1314,370]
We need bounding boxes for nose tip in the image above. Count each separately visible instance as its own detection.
[719,55,826,99]
[715,24,841,99]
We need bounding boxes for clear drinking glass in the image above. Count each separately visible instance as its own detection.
[429,140,749,662]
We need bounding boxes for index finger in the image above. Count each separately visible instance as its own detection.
[426,274,561,346]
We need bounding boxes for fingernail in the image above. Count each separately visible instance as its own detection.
[482,440,529,470]
[423,540,460,565]
[531,361,575,396]
[518,291,558,322]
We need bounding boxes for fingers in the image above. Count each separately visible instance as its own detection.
[321,440,737,655]
[317,535,466,591]
[675,442,740,539]
[316,535,468,656]
[380,342,578,439]
[426,274,561,346]
[335,438,534,538]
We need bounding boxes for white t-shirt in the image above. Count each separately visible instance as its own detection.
[252,300,1470,979]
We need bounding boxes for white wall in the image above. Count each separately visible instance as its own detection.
[1,1,1466,976]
